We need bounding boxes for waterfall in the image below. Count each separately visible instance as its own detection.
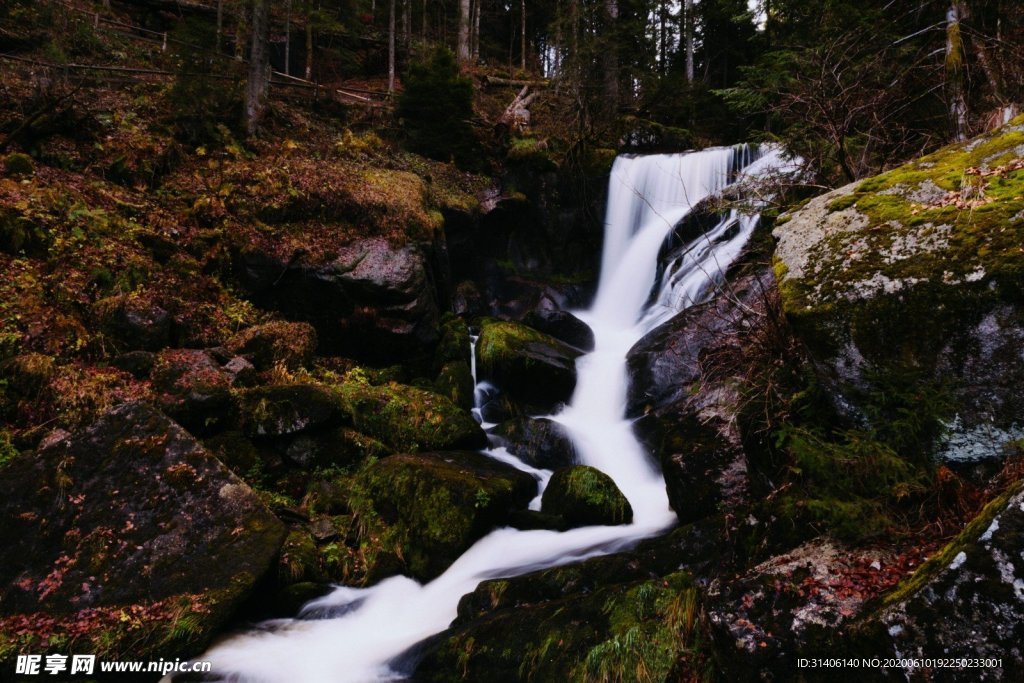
[192,145,791,683]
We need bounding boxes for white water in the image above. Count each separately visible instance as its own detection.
[194,145,789,683]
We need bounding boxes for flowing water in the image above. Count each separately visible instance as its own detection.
[195,145,790,682]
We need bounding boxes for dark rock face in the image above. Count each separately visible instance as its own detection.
[541,465,632,527]
[491,416,576,470]
[475,320,582,413]
[868,484,1024,680]
[93,295,171,352]
[626,270,768,523]
[282,427,390,469]
[235,237,442,366]
[357,452,536,581]
[523,295,594,351]
[0,401,284,623]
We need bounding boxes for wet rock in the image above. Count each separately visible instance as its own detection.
[238,383,346,437]
[0,402,285,659]
[491,416,576,470]
[356,451,536,581]
[523,296,594,351]
[337,377,485,452]
[226,320,318,371]
[541,465,632,527]
[93,294,171,352]
[475,319,582,412]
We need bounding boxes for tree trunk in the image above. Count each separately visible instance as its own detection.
[603,0,618,112]
[422,0,428,40]
[388,0,397,93]
[520,0,526,71]
[235,2,248,60]
[458,0,471,63]
[402,0,410,50]
[244,0,270,135]
[215,0,224,52]
[685,0,694,83]
[285,0,292,76]
[305,13,314,81]
[472,0,481,61]
[946,2,969,140]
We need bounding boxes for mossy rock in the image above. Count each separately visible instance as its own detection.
[282,427,390,469]
[475,319,582,412]
[277,529,324,585]
[353,451,536,582]
[238,383,346,437]
[434,360,474,411]
[491,416,576,470]
[227,320,318,371]
[3,153,34,177]
[0,402,285,664]
[417,571,706,682]
[435,313,471,369]
[0,353,55,399]
[151,349,236,435]
[773,116,1024,431]
[336,373,485,452]
[0,206,48,256]
[541,465,632,527]
[93,294,172,352]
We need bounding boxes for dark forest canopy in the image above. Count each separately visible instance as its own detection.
[5,0,1022,184]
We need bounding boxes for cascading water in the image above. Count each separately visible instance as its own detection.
[192,144,791,683]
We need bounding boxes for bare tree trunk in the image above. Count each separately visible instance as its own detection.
[472,0,481,61]
[520,0,526,71]
[215,0,224,52]
[685,0,694,83]
[235,3,248,60]
[388,0,397,93]
[422,0,428,40]
[285,0,292,76]
[402,0,410,50]
[603,0,618,112]
[946,2,969,140]
[244,0,270,135]
[305,13,314,80]
[659,0,667,75]
[457,0,471,63]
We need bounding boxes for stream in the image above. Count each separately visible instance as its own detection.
[194,144,790,682]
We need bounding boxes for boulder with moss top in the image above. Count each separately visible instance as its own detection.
[0,402,285,664]
[475,319,582,412]
[354,451,536,581]
[541,465,632,527]
[238,383,346,437]
[773,117,1024,436]
[491,416,576,470]
[227,321,318,371]
[336,375,485,452]
[93,294,172,352]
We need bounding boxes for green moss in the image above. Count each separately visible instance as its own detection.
[4,153,34,177]
[334,370,482,452]
[542,466,633,527]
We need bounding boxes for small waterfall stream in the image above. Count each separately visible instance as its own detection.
[195,145,790,682]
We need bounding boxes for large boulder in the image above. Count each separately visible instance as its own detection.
[491,416,576,470]
[354,451,536,581]
[475,319,582,412]
[522,294,594,351]
[541,465,632,527]
[855,482,1024,679]
[226,320,318,371]
[235,237,442,367]
[773,117,1024,440]
[237,383,346,437]
[337,375,486,452]
[0,402,285,661]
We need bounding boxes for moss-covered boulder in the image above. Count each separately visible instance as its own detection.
[434,360,475,411]
[3,152,34,177]
[541,465,632,527]
[852,482,1024,678]
[282,427,390,469]
[491,416,577,470]
[237,383,346,437]
[773,117,1024,437]
[475,319,582,412]
[226,320,318,371]
[0,352,55,401]
[417,571,706,682]
[354,451,536,581]
[337,374,486,452]
[93,294,172,352]
[0,402,285,664]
